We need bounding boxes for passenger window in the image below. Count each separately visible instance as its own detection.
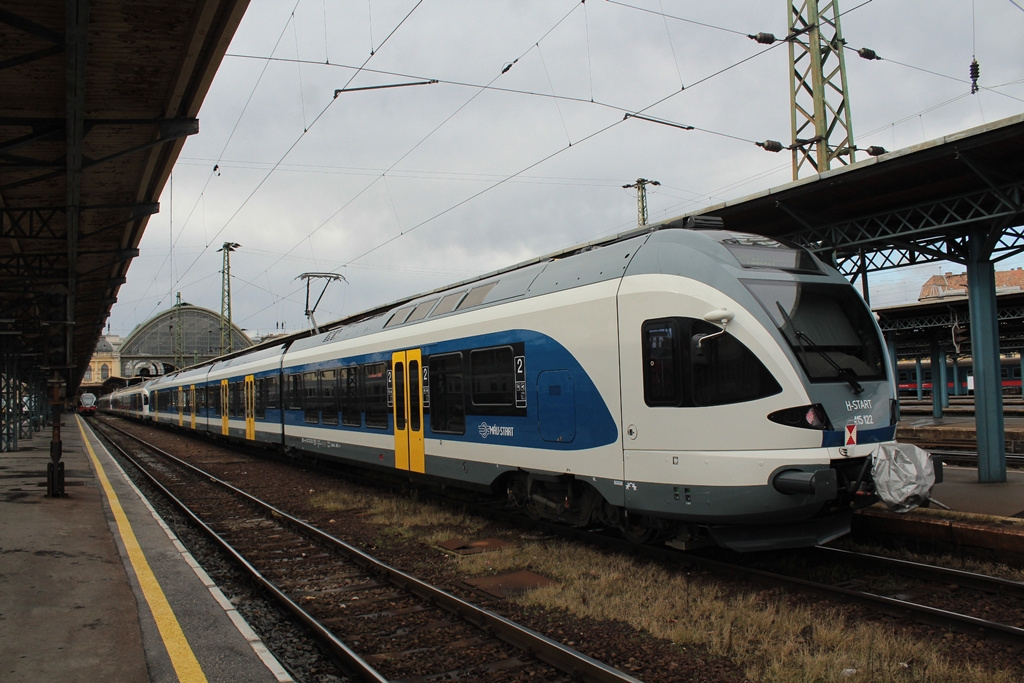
[255,378,266,419]
[303,371,319,423]
[340,367,361,427]
[286,373,302,410]
[320,369,338,425]
[364,363,389,429]
[429,353,465,434]
[265,375,279,410]
[470,346,514,406]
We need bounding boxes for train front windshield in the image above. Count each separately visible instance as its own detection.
[744,281,886,384]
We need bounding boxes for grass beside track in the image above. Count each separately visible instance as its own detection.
[310,489,1023,683]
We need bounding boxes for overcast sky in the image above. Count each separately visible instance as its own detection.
[106,0,1024,339]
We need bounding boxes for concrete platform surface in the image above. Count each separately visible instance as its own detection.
[929,466,1024,518]
[0,415,290,683]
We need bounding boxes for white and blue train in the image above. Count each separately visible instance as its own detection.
[100,217,899,551]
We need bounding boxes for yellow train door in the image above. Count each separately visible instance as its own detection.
[221,379,229,436]
[177,386,184,427]
[244,375,255,440]
[189,385,196,429]
[391,349,425,473]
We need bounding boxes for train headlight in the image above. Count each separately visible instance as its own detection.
[767,403,832,431]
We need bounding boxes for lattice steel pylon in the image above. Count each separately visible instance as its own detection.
[173,292,184,369]
[788,0,856,179]
[218,242,240,355]
[622,178,660,227]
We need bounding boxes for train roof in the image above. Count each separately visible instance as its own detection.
[226,215,832,359]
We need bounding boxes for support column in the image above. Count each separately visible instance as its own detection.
[951,359,960,397]
[930,336,943,419]
[47,373,65,497]
[966,230,1006,482]
[1,344,16,452]
[915,358,923,401]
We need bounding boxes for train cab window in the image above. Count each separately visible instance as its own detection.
[320,369,339,425]
[406,299,438,323]
[470,346,515,406]
[642,320,681,405]
[385,305,415,328]
[430,291,466,317]
[642,318,781,407]
[364,362,389,429]
[457,282,497,311]
[303,371,319,423]
[745,280,885,384]
[340,367,361,427]
[428,353,465,434]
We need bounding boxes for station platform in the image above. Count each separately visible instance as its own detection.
[0,414,291,683]
[896,414,1024,517]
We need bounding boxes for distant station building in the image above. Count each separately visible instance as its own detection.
[81,303,252,396]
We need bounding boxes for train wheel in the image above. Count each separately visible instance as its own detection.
[620,513,658,544]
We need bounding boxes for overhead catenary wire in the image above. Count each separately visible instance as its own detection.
[150,0,425,326]
[118,1,1023,335]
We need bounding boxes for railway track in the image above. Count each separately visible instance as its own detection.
[726,546,1024,646]
[91,419,643,683]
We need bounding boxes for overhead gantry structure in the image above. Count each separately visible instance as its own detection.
[695,114,1024,483]
[0,0,250,485]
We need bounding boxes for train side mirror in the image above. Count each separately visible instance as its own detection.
[697,308,734,347]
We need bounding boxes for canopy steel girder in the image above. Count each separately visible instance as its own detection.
[776,177,1024,275]
[878,304,1024,332]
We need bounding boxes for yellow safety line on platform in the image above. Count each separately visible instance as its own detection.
[76,416,208,683]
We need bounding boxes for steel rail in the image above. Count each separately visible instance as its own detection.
[812,546,1024,598]
[428,482,1024,646]
[92,418,644,683]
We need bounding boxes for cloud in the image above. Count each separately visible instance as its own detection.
[109,0,1024,338]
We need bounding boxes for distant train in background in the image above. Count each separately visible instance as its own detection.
[77,392,97,415]
[896,357,1024,395]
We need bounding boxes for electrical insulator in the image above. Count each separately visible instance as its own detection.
[757,140,785,153]
[749,32,776,45]
[969,58,980,94]
[865,146,887,156]
[857,47,880,60]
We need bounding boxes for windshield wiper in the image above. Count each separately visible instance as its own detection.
[776,302,864,394]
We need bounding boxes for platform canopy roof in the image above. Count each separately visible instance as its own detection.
[0,0,249,391]
[690,114,1024,278]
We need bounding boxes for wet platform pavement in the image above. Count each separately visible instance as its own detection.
[0,414,290,683]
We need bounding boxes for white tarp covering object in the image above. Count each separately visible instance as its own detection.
[871,443,936,512]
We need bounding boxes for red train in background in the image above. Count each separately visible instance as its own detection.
[896,357,1023,396]
[77,392,97,415]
